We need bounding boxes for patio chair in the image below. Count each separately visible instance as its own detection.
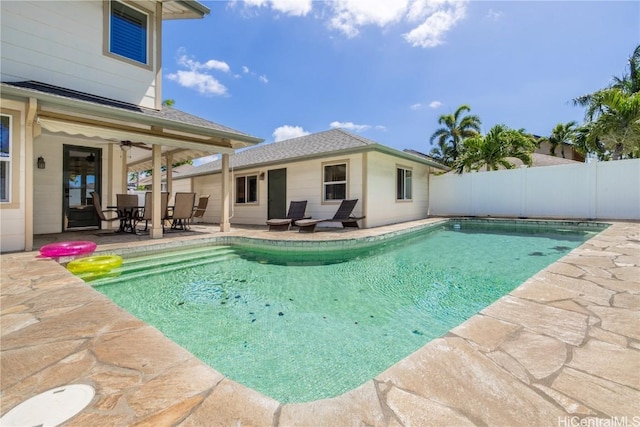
[190,194,210,227]
[116,193,141,233]
[168,192,196,231]
[91,192,121,230]
[266,200,309,231]
[294,199,364,233]
[139,192,170,231]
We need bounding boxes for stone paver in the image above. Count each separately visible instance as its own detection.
[1,219,639,426]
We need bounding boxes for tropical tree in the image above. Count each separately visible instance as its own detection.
[573,44,640,117]
[585,89,640,159]
[570,45,640,160]
[429,104,482,166]
[454,124,536,174]
[538,121,577,158]
[611,44,640,95]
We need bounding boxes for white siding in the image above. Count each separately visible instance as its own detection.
[0,100,26,253]
[365,151,431,228]
[188,152,442,229]
[1,1,158,108]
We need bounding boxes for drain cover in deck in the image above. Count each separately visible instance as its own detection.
[0,384,95,427]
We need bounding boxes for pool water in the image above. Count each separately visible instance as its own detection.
[93,222,598,403]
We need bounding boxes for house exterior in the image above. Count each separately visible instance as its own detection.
[173,129,449,229]
[1,0,262,252]
[536,140,585,162]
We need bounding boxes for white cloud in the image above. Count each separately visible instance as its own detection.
[177,53,230,73]
[259,74,269,83]
[169,50,230,96]
[330,121,371,132]
[327,0,467,48]
[242,66,250,74]
[328,0,409,37]
[236,0,467,48]
[486,9,503,21]
[234,0,312,16]
[429,100,443,108]
[410,103,424,110]
[166,70,228,96]
[271,0,312,16]
[403,2,467,48]
[273,125,310,141]
[203,59,231,72]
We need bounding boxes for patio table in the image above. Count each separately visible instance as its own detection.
[107,205,143,234]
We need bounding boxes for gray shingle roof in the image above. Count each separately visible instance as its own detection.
[181,128,445,178]
[1,81,257,138]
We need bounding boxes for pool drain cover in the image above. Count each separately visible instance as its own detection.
[0,384,95,427]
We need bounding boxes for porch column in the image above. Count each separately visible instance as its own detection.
[121,149,128,193]
[220,153,230,232]
[166,153,173,196]
[24,98,37,251]
[149,144,163,238]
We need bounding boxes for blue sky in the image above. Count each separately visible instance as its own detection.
[161,0,639,162]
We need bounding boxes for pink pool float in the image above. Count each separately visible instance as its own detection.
[39,241,97,261]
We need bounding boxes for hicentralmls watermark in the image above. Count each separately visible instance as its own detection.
[558,416,640,427]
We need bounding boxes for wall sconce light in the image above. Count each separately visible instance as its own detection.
[37,156,46,169]
[259,172,265,180]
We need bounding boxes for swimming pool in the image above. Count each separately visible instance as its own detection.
[92,220,603,403]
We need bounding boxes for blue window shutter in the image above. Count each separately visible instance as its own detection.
[110,2,147,64]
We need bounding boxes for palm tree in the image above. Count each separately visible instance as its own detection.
[454,125,536,174]
[573,44,639,120]
[586,89,640,160]
[611,44,640,95]
[538,121,577,158]
[429,104,481,166]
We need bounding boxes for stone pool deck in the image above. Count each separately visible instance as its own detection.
[1,218,639,426]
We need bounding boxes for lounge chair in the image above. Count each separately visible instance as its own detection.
[294,199,364,233]
[266,200,309,231]
[91,192,121,230]
[190,195,210,227]
[168,192,196,230]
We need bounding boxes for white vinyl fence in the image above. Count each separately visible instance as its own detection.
[429,158,640,220]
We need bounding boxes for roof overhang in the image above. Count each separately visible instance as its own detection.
[160,0,210,20]
[2,83,263,171]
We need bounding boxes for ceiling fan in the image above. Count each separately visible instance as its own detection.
[120,140,152,151]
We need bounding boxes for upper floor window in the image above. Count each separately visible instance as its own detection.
[397,167,412,200]
[323,163,347,201]
[0,115,11,203]
[236,174,258,204]
[109,1,148,65]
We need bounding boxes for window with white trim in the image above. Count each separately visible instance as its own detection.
[323,163,347,201]
[396,167,412,200]
[235,174,258,204]
[0,115,11,203]
[109,0,148,65]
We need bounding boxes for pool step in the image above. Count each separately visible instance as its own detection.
[81,246,238,285]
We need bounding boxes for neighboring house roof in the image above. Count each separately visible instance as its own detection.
[177,128,448,179]
[464,153,582,173]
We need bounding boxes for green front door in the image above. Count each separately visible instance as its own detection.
[63,145,102,229]
[267,168,287,219]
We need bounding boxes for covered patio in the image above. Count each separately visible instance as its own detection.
[1,81,263,252]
